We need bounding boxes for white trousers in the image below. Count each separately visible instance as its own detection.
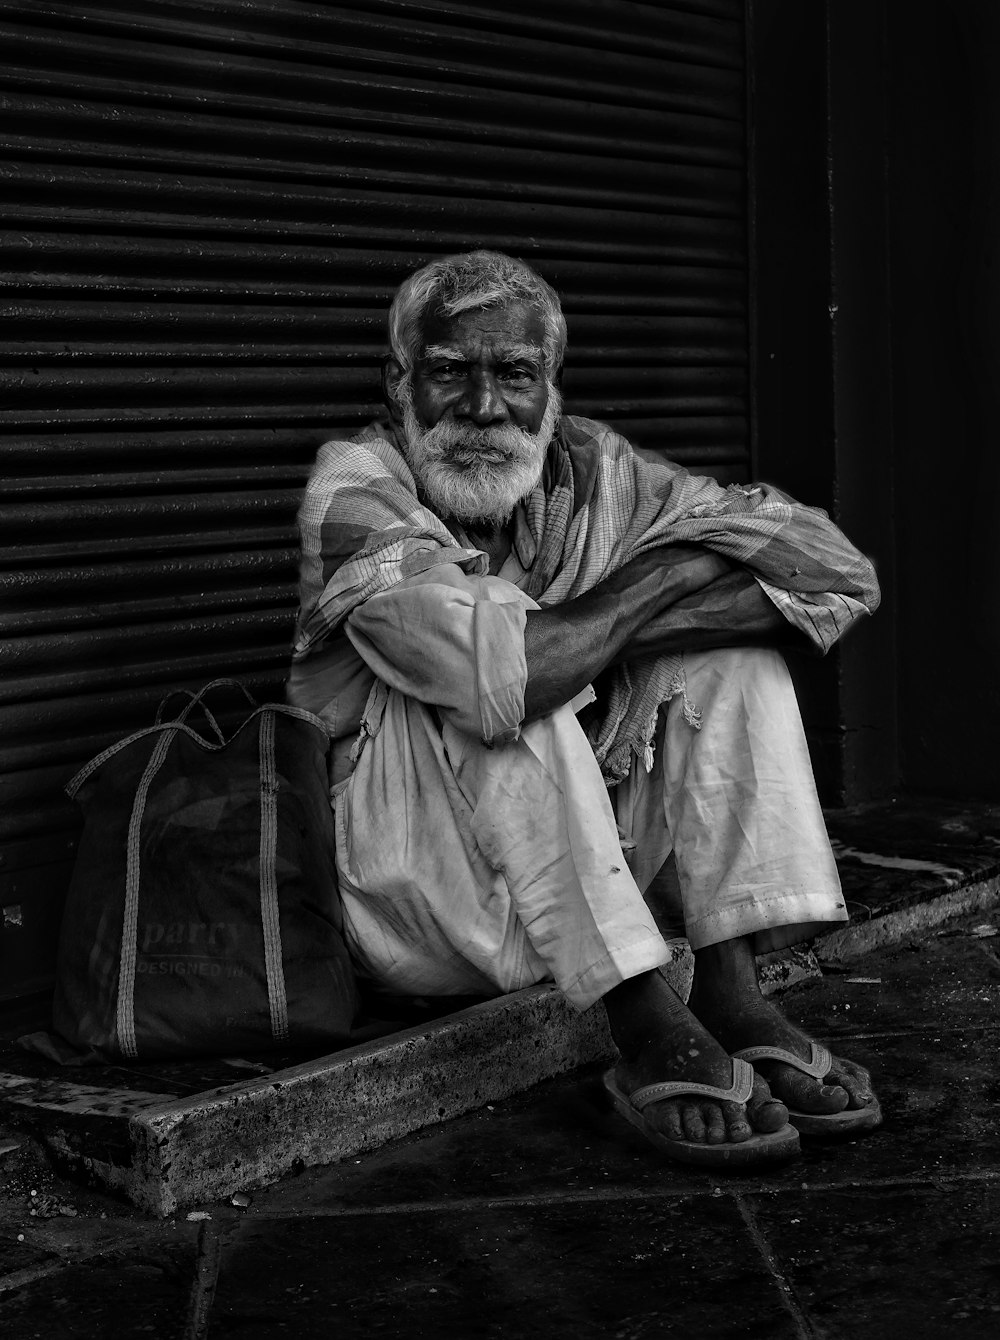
[333,647,848,1011]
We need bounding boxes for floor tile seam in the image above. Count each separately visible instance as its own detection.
[746,1167,1000,1198]
[0,1226,206,1297]
[0,1260,71,1297]
[820,1023,1000,1042]
[239,1167,1000,1221]
[732,1191,815,1339]
[7,1169,988,1248]
[236,1186,707,1220]
[182,1219,223,1340]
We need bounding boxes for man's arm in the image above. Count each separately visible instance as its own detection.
[610,569,801,663]
[523,545,758,720]
[523,556,801,721]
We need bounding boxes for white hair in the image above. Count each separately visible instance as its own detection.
[387,250,567,376]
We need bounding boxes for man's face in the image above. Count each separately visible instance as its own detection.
[411,303,551,435]
[392,302,561,527]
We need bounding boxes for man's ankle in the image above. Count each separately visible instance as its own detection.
[690,936,764,1011]
[602,968,699,1059]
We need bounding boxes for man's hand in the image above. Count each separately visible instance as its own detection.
[523,545,737,720]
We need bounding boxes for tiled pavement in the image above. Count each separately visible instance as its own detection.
[3,913,1000,1338]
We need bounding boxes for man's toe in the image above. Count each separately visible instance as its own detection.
[778,1068,849,1114]
[746,1074,789,1133]
[828,1059,876,1110]
[647,1099,686,1144]
[720,1099,752,1143]
[702,1103,728,1145]
[681,1105,708,1144]
[646,1098,755,1146]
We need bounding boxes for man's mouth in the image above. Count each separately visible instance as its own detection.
[443,445,514,466]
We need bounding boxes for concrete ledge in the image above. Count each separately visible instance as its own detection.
[816,872,1000,963]
[0,945,814,1216]
[1,986,614,1217]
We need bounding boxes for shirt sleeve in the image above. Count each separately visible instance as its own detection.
[755,579,875,655]
[344,563,536,746]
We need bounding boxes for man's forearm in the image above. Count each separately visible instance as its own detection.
[610,570,797,663]
[522,545,732,720]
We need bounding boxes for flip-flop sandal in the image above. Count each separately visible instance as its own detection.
[732,1043,883,1136]
[602,1056,801,1168]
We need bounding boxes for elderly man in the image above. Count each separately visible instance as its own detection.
[289,250,882,1167]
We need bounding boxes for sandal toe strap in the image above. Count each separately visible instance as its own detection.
[733,1041,832,1082]
[629,1056,754,1111]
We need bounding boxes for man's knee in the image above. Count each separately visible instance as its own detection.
[677,646,801,732]
[683,645,792,694]
[447,699,597,791]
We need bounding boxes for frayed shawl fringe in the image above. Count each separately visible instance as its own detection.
[592,659,702,787]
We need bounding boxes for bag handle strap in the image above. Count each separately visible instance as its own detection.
[65,702,329,800]
[116,729,176,1059]
[175,677,259,713]
[154,689,226,745]
[66,719,217,798]
[154,678,259,739]
[257,711,289,1044]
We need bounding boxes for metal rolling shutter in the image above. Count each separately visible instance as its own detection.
[0,0,748,1000]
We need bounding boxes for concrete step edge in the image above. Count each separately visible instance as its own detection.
[815,871,1000,962]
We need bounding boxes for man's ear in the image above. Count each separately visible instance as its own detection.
[382,357,406,426]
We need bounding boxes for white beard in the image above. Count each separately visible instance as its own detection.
[399,385,561,527]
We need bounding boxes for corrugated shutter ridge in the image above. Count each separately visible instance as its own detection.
[0,0,748,998]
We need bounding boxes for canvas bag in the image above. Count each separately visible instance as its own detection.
[52,680,359,1061]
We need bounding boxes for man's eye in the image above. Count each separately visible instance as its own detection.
[499,367,536,385]
[430,363,466,380]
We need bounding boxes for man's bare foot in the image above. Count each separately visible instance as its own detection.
[687,937,879,1119]
[602,969,789,1146]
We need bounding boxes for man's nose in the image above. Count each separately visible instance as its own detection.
[456,370,507,425]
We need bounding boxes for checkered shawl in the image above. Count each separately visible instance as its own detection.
[294,415,879,782]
